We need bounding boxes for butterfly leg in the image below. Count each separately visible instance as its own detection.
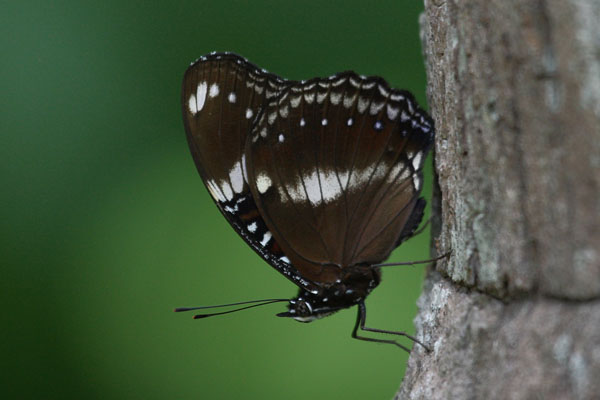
[351,301,430,353]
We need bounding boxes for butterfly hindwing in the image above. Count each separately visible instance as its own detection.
[245,73,434,284]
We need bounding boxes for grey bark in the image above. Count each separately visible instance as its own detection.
[397,1,600,399]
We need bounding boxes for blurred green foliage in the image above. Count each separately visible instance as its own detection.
[1,1,432,398]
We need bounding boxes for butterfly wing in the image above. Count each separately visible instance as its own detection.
[245,73,434,284]
[181,53,318,292]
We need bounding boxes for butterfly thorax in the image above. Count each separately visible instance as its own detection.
[277,265,381,322]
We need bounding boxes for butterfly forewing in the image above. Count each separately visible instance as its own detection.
[245,73,433,284]
[182,53,285,198]
[181,53,319,291]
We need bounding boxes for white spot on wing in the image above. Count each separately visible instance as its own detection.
[413,173,422,191]
[245,108,254,119]
[321,118,328,126]
[241,154,248,183]
[330,92,342,105]
[189,81,207,114]
[333,77,346,87]
[224,204,238,213]
[362,81,376,90]
[317,92,327,104]
[229,161,244,193]
[412,152,423,171]
[278,91,289,104]
[278,133,284,143]
[188,95,197,114]
[280,183,303,203]
[256,173,272,194]
[279,105,289,118]
[357,97,369,113]
[347,166,372,192]
[304,91,315,104]
[290,95,301,108]
[303,170,322,206]
[209,83,220,98]
[300,118,306,127]
[260,231,272,246]
[221,181,234,201]
[343,94,356,108]
[387,105,399,120]
[378,85,390,97]
[390,164,411,183]
[228,92,237,103]
[206,179,224,202]
[369,101,384,115]
[279,168,345,206]
[247,222,257,233]
[341,161,392,192]
[319,169,345,204]
[349,76,361,87]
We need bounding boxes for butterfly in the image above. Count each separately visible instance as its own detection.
[177,52,435,352]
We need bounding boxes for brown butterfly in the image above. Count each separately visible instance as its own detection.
[177,52,437,352]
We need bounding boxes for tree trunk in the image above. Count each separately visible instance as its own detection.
[397,1,600,399]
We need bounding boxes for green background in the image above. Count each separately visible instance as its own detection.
[2,1,433,399]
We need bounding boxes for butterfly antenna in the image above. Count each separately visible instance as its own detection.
[373,250,451,268]
[174,299,288,319]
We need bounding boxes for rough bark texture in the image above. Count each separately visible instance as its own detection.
[397,1,600,399]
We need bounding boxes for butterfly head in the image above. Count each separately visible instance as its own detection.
[276,293,342,323]
[277,292,345,322]
[276,266,381,323]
